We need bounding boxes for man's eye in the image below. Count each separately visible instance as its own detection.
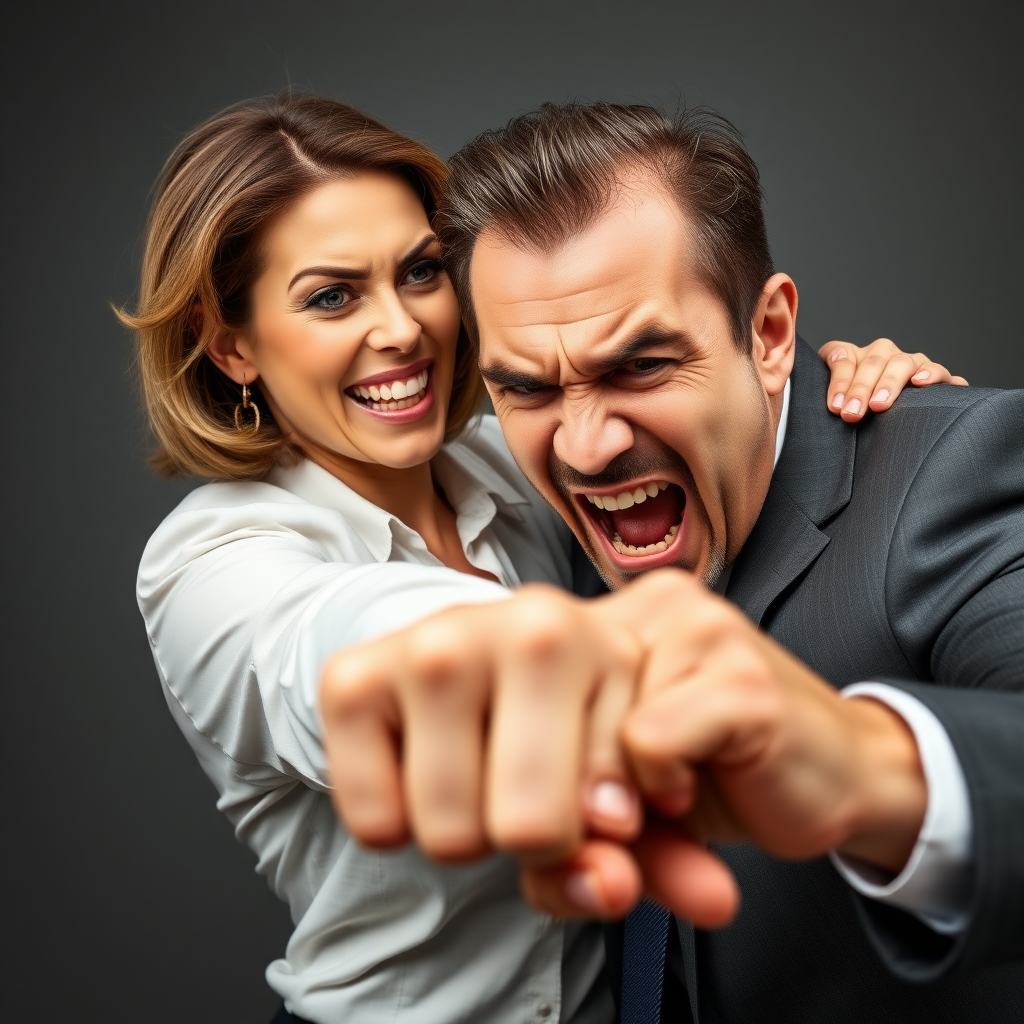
[308,286,351,311]
[403,259,442,286]
[626,358,666,373]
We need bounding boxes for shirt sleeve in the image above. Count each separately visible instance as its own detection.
[829,682,974,935]
[138,494,510,792]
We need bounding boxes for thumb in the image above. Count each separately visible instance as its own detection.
[633,825,740,928]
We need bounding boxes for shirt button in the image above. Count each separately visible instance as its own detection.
[537,1004,552,1019]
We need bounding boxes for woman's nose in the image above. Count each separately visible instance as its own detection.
[365,290,421,353]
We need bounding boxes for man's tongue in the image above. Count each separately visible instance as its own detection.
[609,487,685,547]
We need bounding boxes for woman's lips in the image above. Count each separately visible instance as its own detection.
[347,357,433,390]
[344,363,435,423]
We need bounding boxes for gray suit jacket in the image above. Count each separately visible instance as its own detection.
[585,340,1024,1023]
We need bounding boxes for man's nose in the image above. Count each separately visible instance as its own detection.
[365,290,421,353]
[552,398,635,476]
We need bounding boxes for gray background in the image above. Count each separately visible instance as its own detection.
[3,1,1021,1020]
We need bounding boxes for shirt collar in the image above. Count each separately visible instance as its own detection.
[774,376,792,471]
[266,437,529,563]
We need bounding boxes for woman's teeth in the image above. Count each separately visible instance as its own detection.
[351,369,429,411]
[612,522,679,556]
[585,480,669,510]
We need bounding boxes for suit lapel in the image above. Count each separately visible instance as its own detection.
[673,342,858,1023]
[727,339,857,625]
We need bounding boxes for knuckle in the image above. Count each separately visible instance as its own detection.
[320,650,381,714]
[404,620,471,686]
[508,593,578,659]
[858,353,887,371]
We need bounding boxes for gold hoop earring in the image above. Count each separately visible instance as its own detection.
[234,381,261,433]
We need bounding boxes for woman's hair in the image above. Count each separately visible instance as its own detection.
[119,93,484,479]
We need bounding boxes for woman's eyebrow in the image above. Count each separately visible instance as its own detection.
[287,235,439,290]
[397,234,439,266]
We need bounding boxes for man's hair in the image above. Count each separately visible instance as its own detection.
[438,101,774,353]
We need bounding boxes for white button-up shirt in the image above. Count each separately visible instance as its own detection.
[137,416,610,1024]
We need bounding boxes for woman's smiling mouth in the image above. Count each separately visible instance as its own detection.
[344,359,435,422]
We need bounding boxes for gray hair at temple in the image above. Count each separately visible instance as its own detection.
[437,101,774,354]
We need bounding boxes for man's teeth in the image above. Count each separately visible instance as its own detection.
[585,480,669,511]
[352,370,429,410]
[612,523,679,557]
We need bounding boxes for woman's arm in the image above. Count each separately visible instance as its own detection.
[820,337,967,422]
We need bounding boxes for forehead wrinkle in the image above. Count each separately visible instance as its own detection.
[495,297,633,331]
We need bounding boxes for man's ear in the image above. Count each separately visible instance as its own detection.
[751,273,798,397]
[196,303,259,385]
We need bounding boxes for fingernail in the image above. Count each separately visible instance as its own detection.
[831,392,845,410]
[873,389,890,404]
[565,871,605,914]
[913,370,930,381]
[830,349,843,363]
[844,398,862,415]
[590,781,636,822]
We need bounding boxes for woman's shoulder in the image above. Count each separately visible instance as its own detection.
[147,477,310,543]
[138,474,368,592]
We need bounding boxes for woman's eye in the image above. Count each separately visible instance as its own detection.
[403,259,442,286]
[308,286,351,311]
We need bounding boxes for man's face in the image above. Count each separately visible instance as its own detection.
[472,183,785,589]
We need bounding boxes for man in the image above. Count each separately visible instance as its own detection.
[321,102,1024,1022]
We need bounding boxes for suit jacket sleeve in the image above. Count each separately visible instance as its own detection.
[861,388,1024,979]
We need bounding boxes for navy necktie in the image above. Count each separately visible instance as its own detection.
[620,898,672,1024]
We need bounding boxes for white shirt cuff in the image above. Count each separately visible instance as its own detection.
[829,683,974,935]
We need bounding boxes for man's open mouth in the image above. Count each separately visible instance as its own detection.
[576,479,686,558]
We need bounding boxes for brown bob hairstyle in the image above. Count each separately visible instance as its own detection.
[119,93,485,480]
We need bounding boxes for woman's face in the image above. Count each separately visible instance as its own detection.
[238,172,462,472]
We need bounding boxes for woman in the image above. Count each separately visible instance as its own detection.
[122,94,962,1024]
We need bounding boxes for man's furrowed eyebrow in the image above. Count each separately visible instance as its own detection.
[479,363,554,390]
[593,325,696,371]
[287,234,439,290]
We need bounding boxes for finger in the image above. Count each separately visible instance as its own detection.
[633,826,740,928]
[486,590,592,860]
[582,627,643,841]
[520,840,643,918]
[624,641,773,812]
[320,648,408,848]
[909,360,957,387]
[399,617,491,861]
[818,341,860,415]
[838,343,904,421]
